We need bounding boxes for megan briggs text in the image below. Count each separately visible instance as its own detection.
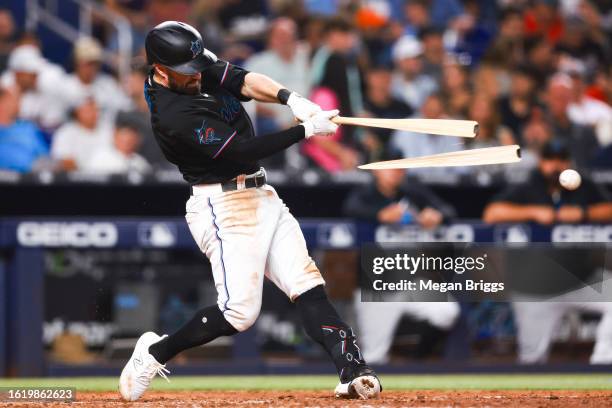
[373,279,505,293]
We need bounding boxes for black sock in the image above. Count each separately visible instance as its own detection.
[295,285,366,381]
[148,305,237,364]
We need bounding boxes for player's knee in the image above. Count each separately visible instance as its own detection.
[232,309,260,332]
[225,301,261,332]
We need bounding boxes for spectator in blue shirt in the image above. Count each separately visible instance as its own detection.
[0,88,48,172]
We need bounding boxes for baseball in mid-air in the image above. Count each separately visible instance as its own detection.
[559,169,581,190]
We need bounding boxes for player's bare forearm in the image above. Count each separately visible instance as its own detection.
[241,72,285,103]
[242,74,324,121]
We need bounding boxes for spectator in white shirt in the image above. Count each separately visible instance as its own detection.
[63,37,132,123]
[245,17,311,132]
[51,97,113,171]
[0,44,68,131]
[567,69,612,146]
[85,123,150,175]
[390,35,438,111]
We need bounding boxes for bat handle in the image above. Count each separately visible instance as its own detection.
[331,116,349,125]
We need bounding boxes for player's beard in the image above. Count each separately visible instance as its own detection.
[169,76,201,95]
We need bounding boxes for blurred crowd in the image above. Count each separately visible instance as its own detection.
[0,0,611,181]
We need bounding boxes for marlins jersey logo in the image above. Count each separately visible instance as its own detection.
[194,119,222,145]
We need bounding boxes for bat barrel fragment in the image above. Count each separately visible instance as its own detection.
[331,116,479,138]
[359,145,522,170]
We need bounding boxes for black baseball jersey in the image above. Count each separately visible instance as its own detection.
[144,59,305,184]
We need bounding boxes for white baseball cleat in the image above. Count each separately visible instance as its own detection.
[334,366,381,400]
[119,331,170,401]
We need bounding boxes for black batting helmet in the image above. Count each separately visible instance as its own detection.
[145,21,217,75]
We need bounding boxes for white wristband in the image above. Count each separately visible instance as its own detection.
[300,122,315,138]
[286,92,300,108]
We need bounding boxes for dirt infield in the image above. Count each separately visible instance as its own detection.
[3,390,612,407]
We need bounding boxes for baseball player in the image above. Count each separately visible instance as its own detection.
[119,21,381,401]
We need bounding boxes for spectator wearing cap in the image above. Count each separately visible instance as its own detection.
[84,123,151,175]
[544,73,599,169]
[362,64,413,162]
[497,66,538,142]
[0,88,48,173]
[51,97,113,172]
[0,44,68,131]
[63,37,131,123]
[390,35,437,110]
[483,139,612,225]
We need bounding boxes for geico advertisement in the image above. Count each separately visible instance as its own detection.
[17,222,118,247]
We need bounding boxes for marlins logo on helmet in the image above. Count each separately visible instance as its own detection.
[190,40,202,58]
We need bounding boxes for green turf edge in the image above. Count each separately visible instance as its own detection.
[0,374,612,391]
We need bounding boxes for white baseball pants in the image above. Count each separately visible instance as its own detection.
[354,297,460,364]
[513,271,612,364]
[185,182,325,332]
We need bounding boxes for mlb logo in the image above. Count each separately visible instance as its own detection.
[494,225,531,244]
[317,223,355,248]
[138,222,177,247]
